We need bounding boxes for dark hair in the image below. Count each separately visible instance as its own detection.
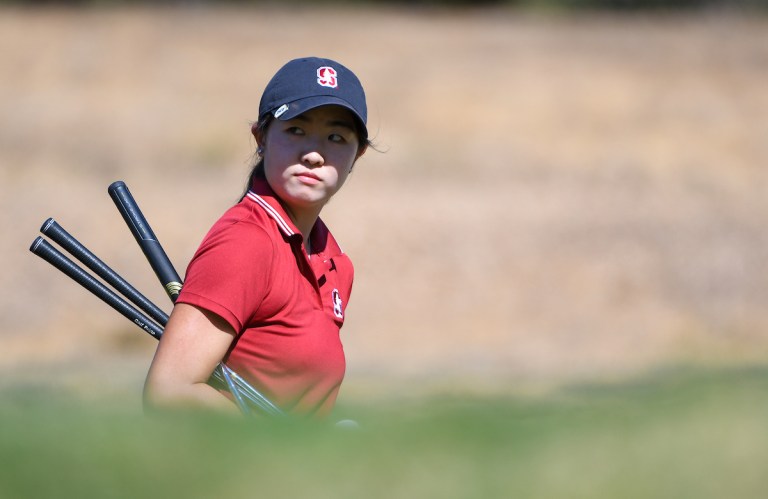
[239,115,272,201]
[240,112,372,201]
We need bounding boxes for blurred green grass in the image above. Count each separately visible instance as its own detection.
[1,366,766,498]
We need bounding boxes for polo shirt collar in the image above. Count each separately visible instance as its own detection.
[246,177,300,237]
[245,178,344,259]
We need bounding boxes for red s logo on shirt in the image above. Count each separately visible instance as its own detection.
[332,289,343,318]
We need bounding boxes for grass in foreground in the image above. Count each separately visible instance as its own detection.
[1,366,766,499]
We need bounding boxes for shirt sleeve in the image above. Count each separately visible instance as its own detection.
[176,219,274,334]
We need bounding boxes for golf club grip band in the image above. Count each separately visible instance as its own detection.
[30,237,164,340]
[40,218,169,327]
[108,181,183,302]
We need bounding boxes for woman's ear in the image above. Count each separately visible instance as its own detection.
[251,122,265,146]
[356,143,368,160]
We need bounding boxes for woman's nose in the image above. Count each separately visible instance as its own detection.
[302,150,325,167]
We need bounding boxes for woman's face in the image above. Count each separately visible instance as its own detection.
[260,105,363,216]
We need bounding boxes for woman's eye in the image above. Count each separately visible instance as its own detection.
[287,127,305,135]
[329,134,346,143]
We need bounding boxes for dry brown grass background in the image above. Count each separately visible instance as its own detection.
[1,5,767,404]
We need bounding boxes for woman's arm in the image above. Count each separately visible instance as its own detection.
[143,303,240,414]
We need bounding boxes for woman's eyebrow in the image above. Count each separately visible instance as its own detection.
[327,120,356,132]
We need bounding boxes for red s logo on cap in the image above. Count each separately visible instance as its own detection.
[317,66,338,88]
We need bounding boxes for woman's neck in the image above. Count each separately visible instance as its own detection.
[283,204,321,247]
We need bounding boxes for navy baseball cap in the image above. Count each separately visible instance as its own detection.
[258,57,368,140]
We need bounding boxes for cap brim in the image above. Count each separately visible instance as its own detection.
[276,96,368,140]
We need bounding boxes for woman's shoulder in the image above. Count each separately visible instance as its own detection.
[213,198,276,233]
[198,200,278,251]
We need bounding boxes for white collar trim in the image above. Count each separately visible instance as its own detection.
[246,190,295,237]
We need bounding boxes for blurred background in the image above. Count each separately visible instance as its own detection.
[1,0,767,408]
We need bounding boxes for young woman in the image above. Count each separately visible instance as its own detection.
[143,57,370,418]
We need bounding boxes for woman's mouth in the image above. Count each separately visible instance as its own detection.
[295,171,321,185]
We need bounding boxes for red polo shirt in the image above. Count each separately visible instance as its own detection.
[176,178,353,417]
